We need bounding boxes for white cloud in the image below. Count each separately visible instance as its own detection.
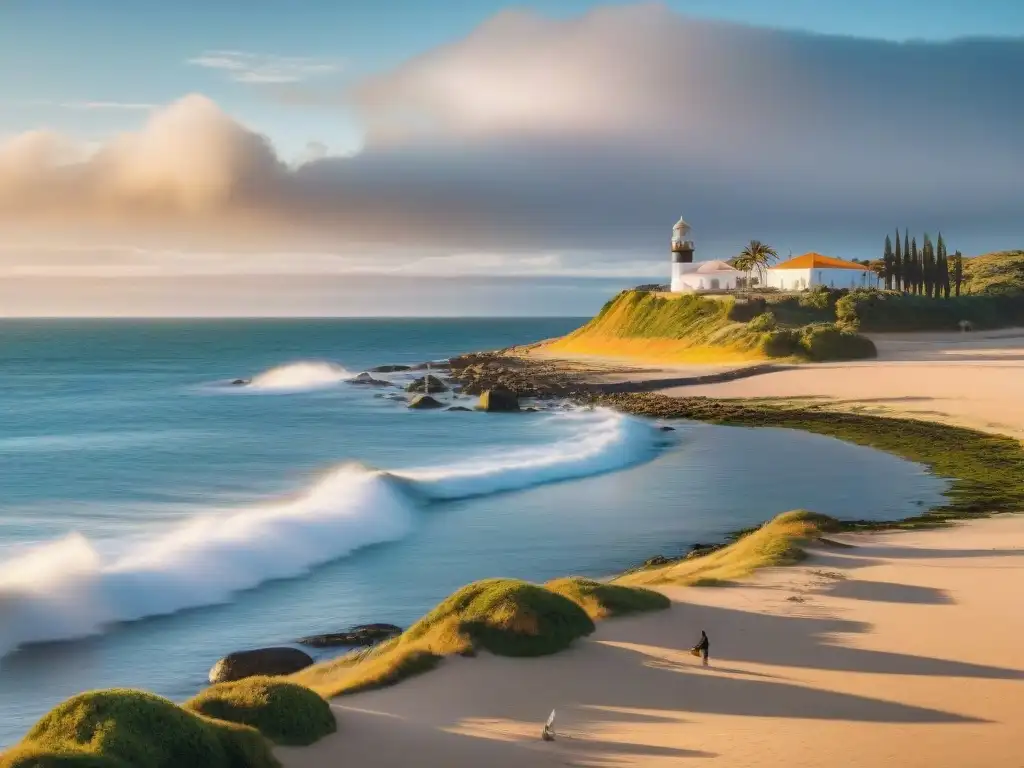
[187,50,343,84]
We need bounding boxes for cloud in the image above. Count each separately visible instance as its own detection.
[187,50,343,84]
[1,4,1022,271]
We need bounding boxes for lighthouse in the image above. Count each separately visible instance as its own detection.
[669,216,742,293]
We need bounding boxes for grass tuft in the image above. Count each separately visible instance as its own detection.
[618,510,840,586]
[545,577,670,619]
[0,689,279,768]
[184,677,335,747]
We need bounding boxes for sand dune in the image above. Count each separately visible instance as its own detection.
[280,518,1024,767]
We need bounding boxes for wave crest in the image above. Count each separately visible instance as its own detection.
[246,361,353,392]
[0,409,664,657]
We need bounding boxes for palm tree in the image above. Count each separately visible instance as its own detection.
[738,240,778,288]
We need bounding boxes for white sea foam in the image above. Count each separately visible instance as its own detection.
[245,361,354,392]
[0,409,663,657]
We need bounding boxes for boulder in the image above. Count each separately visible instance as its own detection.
[412,361,451,371]
[659,425,676,432]
[349,372,393,387]
[408,395,444,410]
[477,389,520,412]
[297,623,403,648]
[231,379,249,386]
[208,647,313,684]
[406,375,450,393]
[447,406,472,412]
[369,364,412,373]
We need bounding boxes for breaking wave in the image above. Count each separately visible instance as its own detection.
[0,409,665,657]
[246,361,354,392]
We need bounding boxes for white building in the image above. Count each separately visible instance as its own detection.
[669,217,743,293]
[765,253,873,291]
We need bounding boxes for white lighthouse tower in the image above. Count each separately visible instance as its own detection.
[669,216,741,293]
[669,216,696,292]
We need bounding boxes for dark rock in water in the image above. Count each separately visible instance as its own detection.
[369,364,412,373]
[412,360,451,371]
[298,623,403,648]
[523,407,539,412]
[659,426,676,432]
[208,647,313,683]
[408,395,444,409]
[406,375,449,393]
[231,379,249,386]
[349,372,393,387]
[447,406,472,412]
[477,389,520,412]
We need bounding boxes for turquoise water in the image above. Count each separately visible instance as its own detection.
[0,319,948,746]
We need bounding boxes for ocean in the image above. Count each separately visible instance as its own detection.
[0,318,948,746]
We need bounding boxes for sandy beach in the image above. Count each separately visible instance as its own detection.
[280,518,1024,768]
[277,328,1024,768]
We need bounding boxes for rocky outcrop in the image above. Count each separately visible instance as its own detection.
[349,372,393,387]
[406,375,449,393]
[408,395,444,409]
[369,364,412,373]
[297,623,403,648]
[446,406,472,412]
[208,647,313,683]
[477,389,520,412]
[231,379,250,386]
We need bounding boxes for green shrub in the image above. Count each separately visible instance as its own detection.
[799,287,833,310]
[746,311,777,332]
[403,578,595,657]
[726,297,767,322]
[545,577,670,619]
[799,323,877,361]
[836,289,1024,331]
[760,329,802,357]
[184,678,335,747]
[0,689,278,768]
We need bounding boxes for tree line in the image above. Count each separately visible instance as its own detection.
[872,230,966,298]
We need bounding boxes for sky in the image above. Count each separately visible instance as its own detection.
[0,0,1022,316]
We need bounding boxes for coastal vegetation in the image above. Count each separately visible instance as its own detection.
[184,678,336,747]
[291,577,667,699]
[0,689,282,768]
[543,290,876,363]
[618,510,842,586]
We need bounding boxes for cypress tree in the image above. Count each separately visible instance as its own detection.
[893,229,903,291]
[937,233,950,299]
[922,233,934,298]
[883,235,894,290]
[952,251,964,296]
[910,236,920,294]
[903,230,912,293]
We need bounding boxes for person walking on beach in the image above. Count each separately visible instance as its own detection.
[693,630,710,666]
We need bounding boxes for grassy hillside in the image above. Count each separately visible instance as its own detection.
[963,250,1024,295]
[541,291,766,362]
[540,290,874,363]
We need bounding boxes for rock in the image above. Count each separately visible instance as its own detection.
[412,360,452,371]
[349,372,393,387]
[408,395,444,409]
[446,406,472,412]
[406,375,450,393]
[659,426,676,432]
[523,407,539,412]
[642,555,675,568]
[297,623,403,648]
[369,364,412,373]
[231,379,249,386]
[477,389,520,412]
[208,647,313,684]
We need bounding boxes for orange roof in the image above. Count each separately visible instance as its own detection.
[771,252,867,270]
